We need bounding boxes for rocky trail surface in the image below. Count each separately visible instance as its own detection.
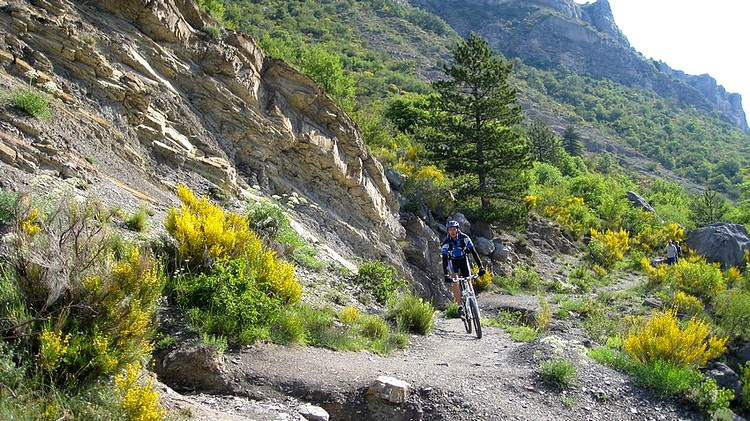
[158,294,708,421]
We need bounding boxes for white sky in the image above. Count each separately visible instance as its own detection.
[575,0,750,121]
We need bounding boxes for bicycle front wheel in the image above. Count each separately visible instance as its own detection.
[468,298,482,339]
[463,305,471,334]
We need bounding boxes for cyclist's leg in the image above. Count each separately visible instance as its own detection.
[455,258,471,306]
[449,261,462,305]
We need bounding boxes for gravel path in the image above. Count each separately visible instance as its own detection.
[166,313,708,421]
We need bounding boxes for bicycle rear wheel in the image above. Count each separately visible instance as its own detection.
[468,298,482,339]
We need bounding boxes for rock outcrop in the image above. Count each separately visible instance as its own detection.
[0,0,406,271]
[686,223,750,269]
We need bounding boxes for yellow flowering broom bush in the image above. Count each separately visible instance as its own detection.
[623,308,727,368]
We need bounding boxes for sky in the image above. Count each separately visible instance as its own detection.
[574,0,750,120]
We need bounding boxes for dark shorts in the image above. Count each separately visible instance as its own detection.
[667,257,676,265]
[445,257,471,282]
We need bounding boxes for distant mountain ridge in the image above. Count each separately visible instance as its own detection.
[405,0,748,131]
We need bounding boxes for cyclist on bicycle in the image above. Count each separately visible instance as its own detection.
[441,220,485,316]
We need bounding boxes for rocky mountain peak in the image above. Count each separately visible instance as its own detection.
[406,0,748,131]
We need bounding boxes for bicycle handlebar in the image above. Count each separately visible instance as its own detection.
[451,274,479,282]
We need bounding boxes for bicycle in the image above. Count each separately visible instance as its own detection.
[455,274,482,339]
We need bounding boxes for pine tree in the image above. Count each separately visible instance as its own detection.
[422,33,530,214]
[528,118,562,165]
[690,189,728,226]
[562,125,584,156]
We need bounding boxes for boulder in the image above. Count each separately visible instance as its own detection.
[686,223,750,269]
[367,375,410,404]
[626,191,656,213]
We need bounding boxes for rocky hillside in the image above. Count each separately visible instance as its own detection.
[0,0,413,277]
[406,0,748,131]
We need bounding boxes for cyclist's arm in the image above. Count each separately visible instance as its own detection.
[469,247,483,270]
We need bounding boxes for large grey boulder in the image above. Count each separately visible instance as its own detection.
[686,223,750,269]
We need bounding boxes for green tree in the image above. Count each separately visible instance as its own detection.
[528,118,562,165]
[690,189,728,226]
[300,43,356,111]
[422,33,530,212]
[562,125,584,156]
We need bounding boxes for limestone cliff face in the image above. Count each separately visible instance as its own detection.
[0,0,405,270]
[406,0,748,131]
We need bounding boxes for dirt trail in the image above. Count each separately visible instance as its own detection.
[210,312,706,421]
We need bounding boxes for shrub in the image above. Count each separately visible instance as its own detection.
[126,207,149,232]
[6,197,164,388]
[630,359,702,398]
[358,314,389,340]
[496,264,541,293]
[473,271,492,292]
[445,302,460,319]
[634,223,683,254]
[567,264,596,292]
[339,306,361,326]
[11,87,52,119]
[171,258,283,345]
[623,308,727,368]
[0,188,18,224]
[587,228,630,268]
[540,359,577,389]
[688,377,733,415]
[740,362,750,412]
[535,296,552,331]
[668,291,705,318]
[642,256,726,303]
[114,362,167,421]
[164,184,251,270]
[246,198,321,269]
[713,288,750,340]
[386,293,435,335]
[491,310,539,342]
[543,197,599,238]
[354,260,406,304]
[270,307,307,345]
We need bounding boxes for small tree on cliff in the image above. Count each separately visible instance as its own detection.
[421,33,530,220]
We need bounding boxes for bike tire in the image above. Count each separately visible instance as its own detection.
[463,306,471,334]
[468,298,482,339]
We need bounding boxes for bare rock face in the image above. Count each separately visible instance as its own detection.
[0,0,406,270]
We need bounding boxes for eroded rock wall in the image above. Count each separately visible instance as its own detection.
[0,0,406,270]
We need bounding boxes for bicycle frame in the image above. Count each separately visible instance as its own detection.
[455,274,482,339]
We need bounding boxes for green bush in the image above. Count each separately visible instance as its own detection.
[386,292,435,335]
[171,258,283,345]
[126,207,149,232]
[445,302,460,319]
[630,359,702,398]
[246,199,322,270]
[540,359,577,389]
[0,188,18,224]
[10,88,52,119]
[358,314,390,340]
[713,288,750,340]
[495,264,541,293]
[270,307,307,345]
[354,260,406,304]
[5,197,164,388]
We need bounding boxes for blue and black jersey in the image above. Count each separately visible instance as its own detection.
[441,231,482,278]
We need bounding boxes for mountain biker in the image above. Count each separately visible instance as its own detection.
[441,220,485,316]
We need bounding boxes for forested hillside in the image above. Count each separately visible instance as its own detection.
[208,0,750,200]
